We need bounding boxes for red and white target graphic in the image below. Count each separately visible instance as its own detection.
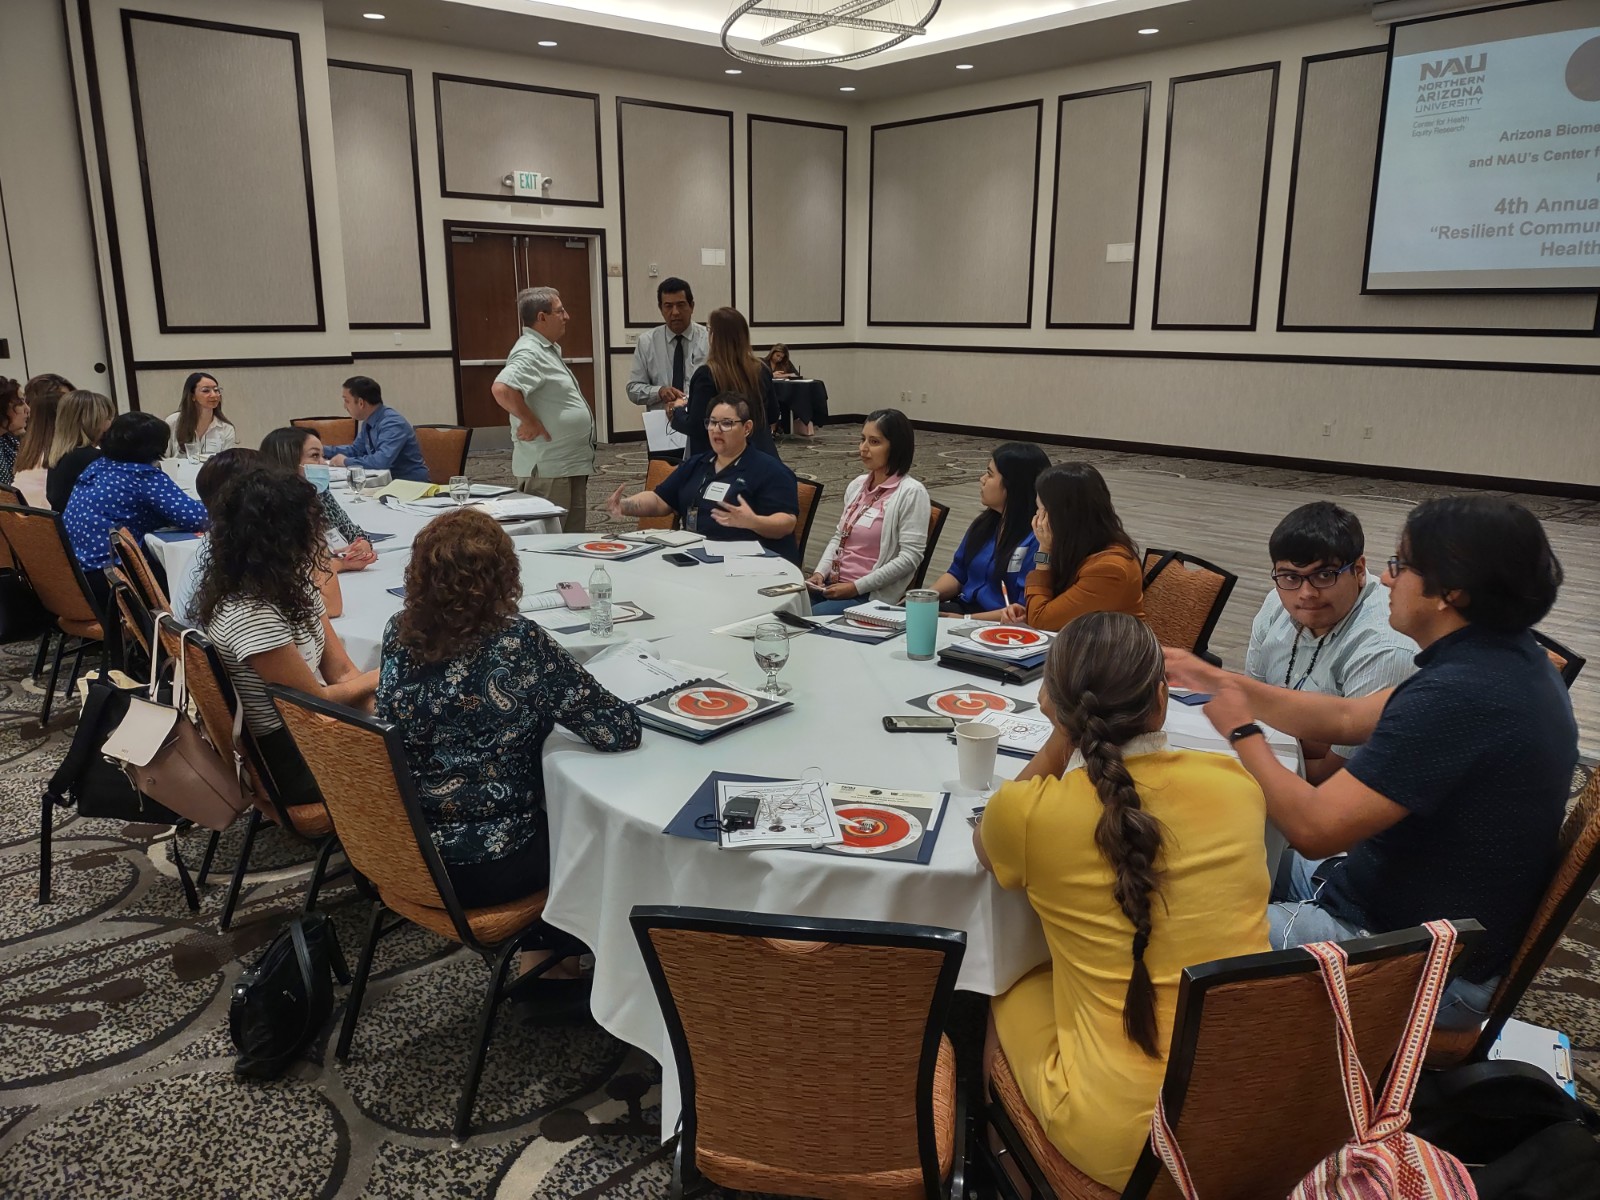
[835,805,923,855]
[578,540,633,556]
[667,687,757,723]
[971,625,1047,650]
[925,689,1017,718]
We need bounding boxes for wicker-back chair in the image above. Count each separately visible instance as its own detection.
[291,415,357,446]
[637,457,680,532]
[911,500,951,590]
[1428,769,1600,1068]
[1532,629,1586,688]
[1140,549,1235,666]
[268,684,581,1143]
[104,563,153,664]
[0,503,105,724]
[110,527,171,614]
[984,921,1481,1199]
[794,477,826,564]
[631,905,967,1199]
[415,424,472,484]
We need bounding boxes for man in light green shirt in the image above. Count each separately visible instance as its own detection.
[491,287,597,532]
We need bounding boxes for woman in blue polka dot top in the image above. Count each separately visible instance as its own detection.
[62,411,208,603]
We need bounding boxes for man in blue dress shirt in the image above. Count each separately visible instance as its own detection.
[325,375,430,483]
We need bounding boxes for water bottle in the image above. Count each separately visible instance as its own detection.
[588,565,613,638]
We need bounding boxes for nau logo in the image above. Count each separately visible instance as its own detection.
[1420,53,1487,80]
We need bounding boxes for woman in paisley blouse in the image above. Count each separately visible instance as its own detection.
[376,507,642,908]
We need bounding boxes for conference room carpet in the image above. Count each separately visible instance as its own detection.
[0,426,1595,1198]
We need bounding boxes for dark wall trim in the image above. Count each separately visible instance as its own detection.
[133,355,355,370]
[330,59,431,330]
[351,348,452,360]
[432,73,603,208]
[1046,82,1151,331]
[74,0,140,408]
[121,10,326,334]
[746,114,847,328]
[867,100,1044,329]
[1280,46,1599,336]
[1152,61,1280,332]
[616,98,736,328]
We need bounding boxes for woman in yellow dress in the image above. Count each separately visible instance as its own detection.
[977,612,1272,1189]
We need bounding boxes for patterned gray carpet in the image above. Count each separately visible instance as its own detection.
[1,429,1596,1198]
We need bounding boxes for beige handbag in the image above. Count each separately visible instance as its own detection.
[101,624,255,831]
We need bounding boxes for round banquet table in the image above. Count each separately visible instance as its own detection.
[537,621,1303,1135]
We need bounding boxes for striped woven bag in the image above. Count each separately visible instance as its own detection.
[1150,919,1478,1200]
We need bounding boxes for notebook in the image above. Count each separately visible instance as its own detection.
[841,599,908,629]
[936,642,1047,685]
[387,585,567,613]
[533,539,658,562]
[585,651,791,742]
[961,625,1055,662]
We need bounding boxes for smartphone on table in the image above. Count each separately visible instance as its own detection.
[882,715,958,733]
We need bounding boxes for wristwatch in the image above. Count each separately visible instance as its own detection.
[1228,722,1264,745]
[1034,550,1050,566]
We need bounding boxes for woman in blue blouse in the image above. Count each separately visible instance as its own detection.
[930,442,1050,619]
[376,507,641,907]
[62,411,208,603]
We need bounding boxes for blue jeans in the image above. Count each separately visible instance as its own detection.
[809,596,857,615]
[1269,852,1497,1032]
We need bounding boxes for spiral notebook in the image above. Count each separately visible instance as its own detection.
[585,650,791,742]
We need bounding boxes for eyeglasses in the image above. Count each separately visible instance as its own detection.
[1271,562,1356,591]
[1386,556,1414,578]
[704,418,744,432]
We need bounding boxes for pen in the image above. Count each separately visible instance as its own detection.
[1000,582,1011,612]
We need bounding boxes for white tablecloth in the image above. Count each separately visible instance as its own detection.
[538,622,1301,1132]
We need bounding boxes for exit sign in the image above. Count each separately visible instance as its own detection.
[513,171,543,197]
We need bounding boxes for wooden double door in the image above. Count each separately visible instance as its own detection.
[448,229,596,429]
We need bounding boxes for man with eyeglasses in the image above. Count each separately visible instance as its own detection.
[625,277,707,464]
[1245,502,1417,782]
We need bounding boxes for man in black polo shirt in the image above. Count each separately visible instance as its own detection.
[604,393,799,562]
[1166,496,1575,1029]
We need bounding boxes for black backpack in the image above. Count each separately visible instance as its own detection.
[230,913,350,1080]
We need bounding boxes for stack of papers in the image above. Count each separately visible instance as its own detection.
[477,495,565,522]
[962,626,1054,662]
[712,611,814,640]
[948,709,1053,758]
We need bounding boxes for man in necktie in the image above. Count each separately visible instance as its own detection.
[625,276,707,464]
[491,287,597,532]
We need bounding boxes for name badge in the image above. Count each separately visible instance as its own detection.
[703,481,731,503]
[858,508,880,529]
[1007,545,1028,573]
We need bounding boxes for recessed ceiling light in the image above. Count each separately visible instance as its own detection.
[956,63,974,70]
[839,86,856,92]
[725,68,742,75]
[1138,27,1159,34]
[362,11,385,18]
[538,39,558,47]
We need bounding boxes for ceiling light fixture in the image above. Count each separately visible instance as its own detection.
[723,0,942,68]
[725,68,742,74]
[956,63,974,70]
[538,40,558,47]
[362,11,385,18]
[839,86,856,92]
[1138,27,1159,34]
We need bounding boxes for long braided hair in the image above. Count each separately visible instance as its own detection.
[1045,611,1168,1057]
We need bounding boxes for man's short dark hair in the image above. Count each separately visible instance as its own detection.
[1269,501,1364,567]
[343,376,382,406]
[657,277,693,306]
[1402,496,1563,633]
[99,411,172,464]
[864,408,915,478]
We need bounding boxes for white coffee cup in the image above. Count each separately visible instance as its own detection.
[954,722,1002,793]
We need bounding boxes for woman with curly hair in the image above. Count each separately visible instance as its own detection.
[976,612,1270,1190]
[258,426,377,574]
[193,469,376,808]
[376,508,641,907]
[0,377,26,485]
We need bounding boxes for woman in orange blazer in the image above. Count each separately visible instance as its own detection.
[1009,462,1145,632]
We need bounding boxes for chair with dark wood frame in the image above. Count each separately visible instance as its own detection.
[1532,629,1586,688]
[0,484,57,682]
[1139,549,1236,668]
[269,683,583,1144]
[911,500,952,591]
[637,457,680,532]
[793,477,826,565]
[981,920,1482,1199]
[414,424,473,484]
[631,904,968,1199]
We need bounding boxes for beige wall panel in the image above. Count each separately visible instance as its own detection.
[618,102,733,324]
[749,118,845,326]
[1282,52,1596,332]
[869,104,1041,326]
[329,64,426,327]
[137,358,456,448]
[125,15,321,330]
[436,76,601,204]
[1049,87,1148,327]
[1155,67,1277,329]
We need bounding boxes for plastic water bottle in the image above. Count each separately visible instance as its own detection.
[588,565,613,638]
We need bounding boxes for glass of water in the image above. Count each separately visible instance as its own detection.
[753,621,791,697]
[450,475,470,506]
[348,465,366,495]
[183,442,200,464]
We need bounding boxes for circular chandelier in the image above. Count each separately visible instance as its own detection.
[721,0,943,67]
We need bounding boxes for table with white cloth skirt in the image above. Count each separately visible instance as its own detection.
[536,621,1302,1135]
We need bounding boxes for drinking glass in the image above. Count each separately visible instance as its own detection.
[450,475,471,506]
[348,465,366,495]
[183,442,200,464]
[752,621,792,697]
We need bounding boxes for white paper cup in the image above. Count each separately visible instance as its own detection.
[954,722,1002,793]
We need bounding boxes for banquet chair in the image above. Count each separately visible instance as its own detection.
[912,501,951,590]
[0,483,22,505]
[793,477,825,564]
[1427,768,1600,1068]
[1139,550,1235,667]
[0,488,54,672]
[637,458,680,532]
[291,415,357,446]
[1532,629,1585,687]
[631,905,967,1200]
[103,564,153,667]
[415,425,472,484]
[269,683,583,1144]
[0,503,106,726]
[111,526,171,616]
[982,921,1481,1199]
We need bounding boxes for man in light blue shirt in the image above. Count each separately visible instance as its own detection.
[324,376,430,483]
[1245,501,1418,782]
[625,276,707,464]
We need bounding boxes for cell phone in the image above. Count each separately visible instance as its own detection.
[758,581,808,596]
[882,715,958,733]
[1173,691,1213,706]
[555,581,591,610]
[663,552,699,567]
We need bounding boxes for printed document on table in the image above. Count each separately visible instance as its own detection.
[717,779,842,849]
[642,409,689,454]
